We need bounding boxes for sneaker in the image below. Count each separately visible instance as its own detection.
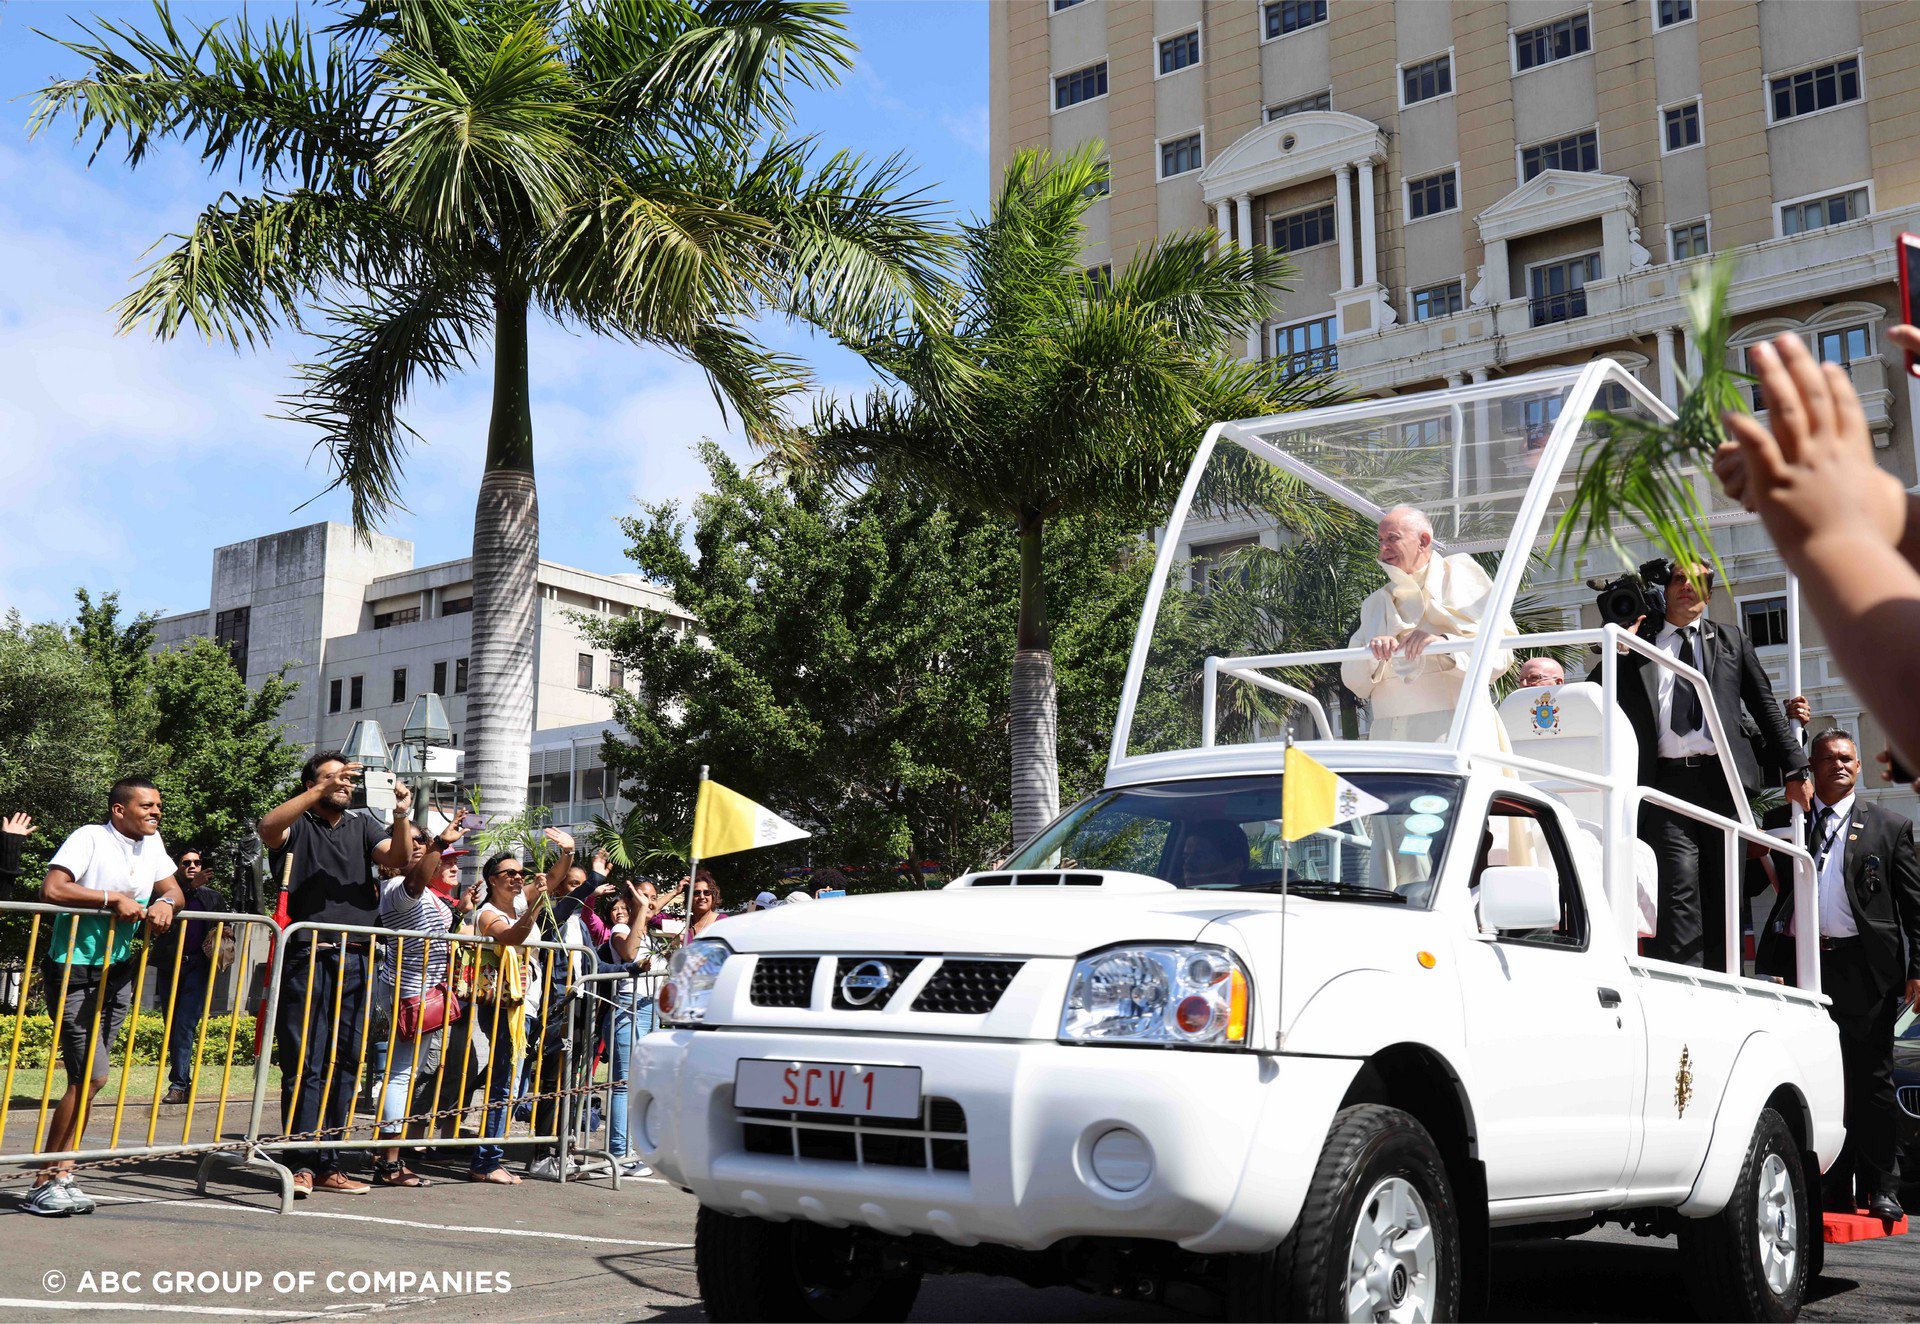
[618,1160,654,1179]
[527,1155,565,1182]
[20,1180,78,1218]
[55,1175,95,1215]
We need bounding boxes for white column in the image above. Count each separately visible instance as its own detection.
[1445,372,1465,388]
[1237,193,1259,360]
[1601,209,1630,280]
[1469,366,1490,384]
[1356,159,1378,287]
[1483,239,1511,303]
[1214,199,1232,250]
[1655,326,1679,409]
[1333,164,1355,291]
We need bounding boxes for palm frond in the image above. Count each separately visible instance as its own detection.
[627,0,855,127]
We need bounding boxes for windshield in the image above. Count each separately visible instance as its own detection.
[1005,774,1465,907]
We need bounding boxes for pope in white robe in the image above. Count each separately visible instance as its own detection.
[1341,506,1516,749]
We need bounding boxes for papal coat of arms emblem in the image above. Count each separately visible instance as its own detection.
[1529,691,1561,735]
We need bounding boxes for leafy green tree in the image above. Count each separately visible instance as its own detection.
[33,0,953,825]
[0,613,118,878]
[588,442,1144,888]
[71,590,158,732]
[792,141,1333,844]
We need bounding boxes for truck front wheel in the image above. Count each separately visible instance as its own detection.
[1677,1107,1808,1322]
[1230,1103,1461,1322]
[695,1206,923,1323]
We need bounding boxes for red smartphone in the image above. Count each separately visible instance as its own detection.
[1899,231,1920,378]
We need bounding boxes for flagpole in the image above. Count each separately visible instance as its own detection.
[687,764,709,905]
[1277,735,1291,1052]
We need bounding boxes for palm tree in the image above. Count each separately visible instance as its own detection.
[32,0,951,821]
[792,142,1333,845]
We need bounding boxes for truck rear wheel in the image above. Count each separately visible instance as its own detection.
[695,1206,922,1323]
[1230,1103,1461,1322]
[1678,1107,1808,1322]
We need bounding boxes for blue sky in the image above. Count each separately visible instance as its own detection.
[0,0,988,623]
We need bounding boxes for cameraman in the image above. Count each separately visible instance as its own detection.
[1592,560,1810,968]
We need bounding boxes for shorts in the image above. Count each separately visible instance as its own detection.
[41,959,136,1082]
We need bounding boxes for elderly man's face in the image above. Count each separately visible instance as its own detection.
[1377,516,1431,571]
[1518,658,1564,688]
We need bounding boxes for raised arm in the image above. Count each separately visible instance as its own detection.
[258,762,354,848]
[402,817,467,899]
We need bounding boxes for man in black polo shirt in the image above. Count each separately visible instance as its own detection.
[259,751,417,1196]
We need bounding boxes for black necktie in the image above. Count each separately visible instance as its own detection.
[1670,626,1703,735]
[1811,807,1837,869]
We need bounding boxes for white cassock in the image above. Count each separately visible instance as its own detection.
[1341,553,1516,750]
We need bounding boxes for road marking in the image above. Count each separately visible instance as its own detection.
[0,1300,322,1319]
[86,1195,693,1249]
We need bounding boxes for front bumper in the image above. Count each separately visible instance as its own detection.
[631,1027,1360,1254]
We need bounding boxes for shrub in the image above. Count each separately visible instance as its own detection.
[0,1010,256,1073]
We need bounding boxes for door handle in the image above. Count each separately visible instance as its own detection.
[1596,987,1622,1008]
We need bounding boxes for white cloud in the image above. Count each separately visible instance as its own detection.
[939,105,990,158]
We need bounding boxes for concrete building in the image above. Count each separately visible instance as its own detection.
[153,522,689,829]
[993,0,1920,802]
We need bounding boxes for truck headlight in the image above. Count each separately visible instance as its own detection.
[1060,945,1251,1048]
[657,938,730,1026]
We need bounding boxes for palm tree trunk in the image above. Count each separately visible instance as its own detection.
[466,287,540,824]
[1010,510,1058,848]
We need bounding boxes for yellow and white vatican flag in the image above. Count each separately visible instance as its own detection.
[690,768,810,862]
[1282,743,1388,842]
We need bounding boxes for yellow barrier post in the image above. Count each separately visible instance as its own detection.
[71,918,118,1157]
[179,921,226,1145]
[282,938,320,1143]
[522,949,556,1140]
[372,935,405,1148]
[449,945,480,1142]
[423,936,455,1143]
[36,922,80,1151]
[312,932,351,1150]
[145,924,189,1145]
[0,913,44,1147]
[212,924,253,1139]
[108,933,155,1149]
[343,929,384,1143]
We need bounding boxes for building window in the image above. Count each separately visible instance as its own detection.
[1662,101,1701,152]
[1520,128,1599,181]
[1189,537,1259,593]
[391,667,407,706]
[1411,280,1464,322]
[1158,30,1200,75]
[1815,322,1873,370]
[1275,315,1337,379]
[1401,416,1450,448]
[213,606,250,682]
[1267,90,1331,120]
[1084,161,1110,198]
[1052,0,1083,9]
[1671,219,1709,260]
[349,675,364,710]
[1528,253,1600,327]
[1514,13,1591,72]
[1740,596,1789,649]
[440,596,472,616]
[1406,169,1458,220]
[1054,61,1107,110]
[1656,0,1692,27]
[1270,202,1335,253]
[1264,0,1326,39]
[329,678,343,714]
[1159,133,1203,178]
[1769,56,1861,123]
[433,659,448,695]
[372,606,420,629]
[1780,186,1869,236]
[609,659,625,691]
[1083,263,1113,294]
[454,657,468,694]
[577,653,594,690]
[1401,54,1452,106]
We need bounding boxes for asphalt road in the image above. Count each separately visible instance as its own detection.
[0,1155,1910,1321]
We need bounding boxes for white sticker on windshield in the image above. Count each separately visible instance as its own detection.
[1399,836,1433,857]
[1404,813,1446,836]
[1408,795,1449,815]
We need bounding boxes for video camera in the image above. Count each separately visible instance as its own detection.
[1587,557,1673,628]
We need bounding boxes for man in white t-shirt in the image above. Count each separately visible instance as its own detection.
[24,777,184,1217]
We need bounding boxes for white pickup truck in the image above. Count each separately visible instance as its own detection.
[634,364,1845,1322]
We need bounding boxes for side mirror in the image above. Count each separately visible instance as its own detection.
[1478,865,1561,931]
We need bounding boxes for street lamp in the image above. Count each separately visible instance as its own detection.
[395,694,453,828]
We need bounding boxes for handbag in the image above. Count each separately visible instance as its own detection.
[395,983,462,1040]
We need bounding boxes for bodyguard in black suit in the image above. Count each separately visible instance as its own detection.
[1754,729,1920,1220]
[1590,561,1810,967]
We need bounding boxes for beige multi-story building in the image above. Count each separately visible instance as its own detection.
[993,0,1920,802]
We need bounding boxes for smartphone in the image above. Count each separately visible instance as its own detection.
[1899,232,1920,378]
[458,810,483,833]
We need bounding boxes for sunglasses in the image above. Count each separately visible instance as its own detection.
[490,867,526,880]
[178,859,203,868]
[690,889,715,898]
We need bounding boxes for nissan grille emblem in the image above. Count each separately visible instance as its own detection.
[840,960,894,1007]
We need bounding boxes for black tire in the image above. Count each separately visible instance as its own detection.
[1677,1108,1809,1322]
[1229,1103,1462,1322]
[695,1205,922,1323]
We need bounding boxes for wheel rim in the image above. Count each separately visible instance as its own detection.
[1756,1152,1799,1297]
[1345,1175,1438,1324]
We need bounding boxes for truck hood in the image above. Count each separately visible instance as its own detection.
[703,886,1260,959]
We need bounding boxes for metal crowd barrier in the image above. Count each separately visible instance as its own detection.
[0,900,604,1213]
[567,965,664,1191]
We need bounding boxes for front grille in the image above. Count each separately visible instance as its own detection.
[913,959,1023,1014]
[1899,1084,1920,1119]
[830,957,922,1010]
[739,1096,969,1173]
[749,957,818,1008]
